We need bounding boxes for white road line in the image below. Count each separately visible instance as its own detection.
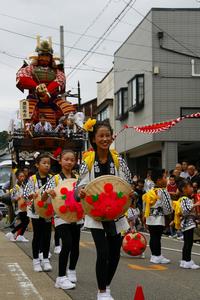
[7,263,43,299]
[160,246,200,256]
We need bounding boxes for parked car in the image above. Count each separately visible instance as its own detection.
[0,202,8,217]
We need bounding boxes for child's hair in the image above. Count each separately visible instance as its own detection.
[35,152,50,164]
[177,179,192,194]
[88,119,113,150]
[15,169,24,178]
[151,169,163,183]
[59,149,76,160]
[137,179,145,185]
[169,174,176,179]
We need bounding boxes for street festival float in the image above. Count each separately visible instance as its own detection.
[82,175,132,221]
[10,35,85,169]
[52,179,84,222]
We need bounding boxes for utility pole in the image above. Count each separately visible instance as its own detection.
[60,25,65,67]
[78,81,81,110]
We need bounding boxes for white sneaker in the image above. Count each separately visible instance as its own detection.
[150,255,160,264]
[181,260,200,269]
[54,246,61,254]
[159,255,170,264]
[5,232,15,242]
[39,252,51,260]
[41,259,52,272]
[180,260,185,268]
[106,286,111,295]
[33,259,42,272]
[67,269,77,283]
[97,291,114,300]
[16,235,29,242]
[55,276,75,290]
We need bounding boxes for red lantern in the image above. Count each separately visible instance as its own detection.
[122,232,147,256]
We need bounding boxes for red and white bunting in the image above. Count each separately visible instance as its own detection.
[114,112,200,138]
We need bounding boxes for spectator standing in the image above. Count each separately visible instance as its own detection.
[187,165,200,186]
[180,161,189,179]
[144,171,155,192]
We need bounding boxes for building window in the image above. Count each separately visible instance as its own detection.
[129,74,144,112]
[180,107,200,117]
[98,107,109,121]
[116,88,128,120]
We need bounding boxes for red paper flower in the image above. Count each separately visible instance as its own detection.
[53,147,62,158]
[60,187,68,195]
[20,203,27,208]
[104,183,113,193]
[59,205,68,214]
[37,201,44,208]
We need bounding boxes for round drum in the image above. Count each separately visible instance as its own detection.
[18,198,27,212]
[122,231,147,256]
[52,179,84,223]
[82,175,132,221]
[34,189,54,219]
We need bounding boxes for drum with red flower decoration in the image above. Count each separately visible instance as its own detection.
[18,198,28,212]
[34,189,54,219]
[122,231,147,256]
[82,175,132,221]
[52,179,84,223]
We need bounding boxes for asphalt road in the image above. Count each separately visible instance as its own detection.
[2,226,200,300]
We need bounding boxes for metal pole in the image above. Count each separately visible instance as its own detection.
[78,81,81,110]
[60,25,65,68]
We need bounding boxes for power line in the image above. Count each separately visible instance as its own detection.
[0,26,198,70]
[0,50,25,60]
[65,0,113,58]
[67,0,136,79]
[123,1,200,58]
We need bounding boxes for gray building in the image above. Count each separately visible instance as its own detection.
[114,8,200,176]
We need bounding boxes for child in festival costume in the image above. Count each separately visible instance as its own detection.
[42,149,81,290]
[23,153,52,272]
[76,119,133,300]
[5,170,29,242]
[143,169,172,264]
[174,180,200,269]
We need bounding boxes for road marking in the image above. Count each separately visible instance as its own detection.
[161,246,200,256]
[80,241,91,248]
[80,241,94,248]
[128,264,167,271]
[7,263,43,299]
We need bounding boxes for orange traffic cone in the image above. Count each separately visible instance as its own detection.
[134,285,145,300]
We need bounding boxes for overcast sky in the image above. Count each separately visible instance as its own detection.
[0,0,199,131]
